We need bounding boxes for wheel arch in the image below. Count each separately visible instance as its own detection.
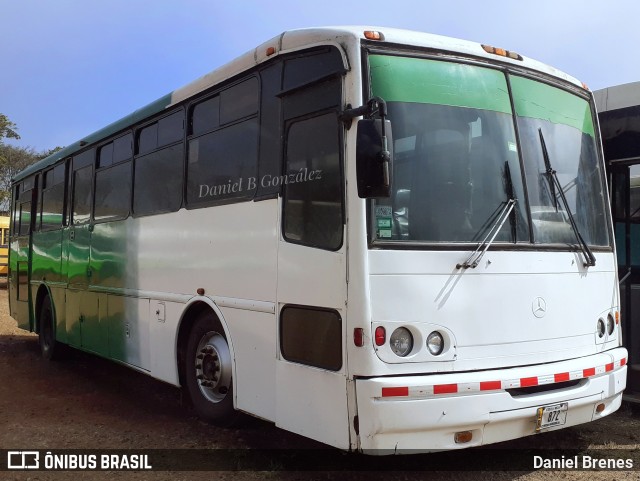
[34,283,54,334]
[176,298,235,392]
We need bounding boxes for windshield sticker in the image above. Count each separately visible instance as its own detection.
[377,218,392,229]
[375,205,393,217]
[510,75,595,137]
[369,54,512,114]
[375,206,393,239]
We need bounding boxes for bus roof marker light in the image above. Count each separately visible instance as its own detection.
[481,44,523,61]
[364,31,384,41]
[266,46,276,56]
[196,288,205,296]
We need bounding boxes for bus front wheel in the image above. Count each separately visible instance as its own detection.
[184,312,240,426]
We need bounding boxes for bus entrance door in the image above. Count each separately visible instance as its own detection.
[275,109,350,449]
[10,178,38,330]
[64,222,107,356]
[64,158,108,356]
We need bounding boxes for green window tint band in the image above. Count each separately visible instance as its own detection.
[369,54,512,114]
[510,76,595,137]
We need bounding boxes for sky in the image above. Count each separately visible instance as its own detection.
[2,0,640,152]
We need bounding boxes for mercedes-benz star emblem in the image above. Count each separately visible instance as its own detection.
[532,297,547,318]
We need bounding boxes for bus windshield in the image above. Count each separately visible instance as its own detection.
[369,54,610,248]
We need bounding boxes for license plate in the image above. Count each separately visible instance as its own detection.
[535,402,568,432]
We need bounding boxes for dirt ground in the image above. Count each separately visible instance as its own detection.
[0,284,639,481]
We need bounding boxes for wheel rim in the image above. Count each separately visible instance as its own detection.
[194,331,232,403]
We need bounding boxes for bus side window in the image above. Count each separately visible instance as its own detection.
[283,111,343,250]
[41,163,66,231]
[280,306,342,371]
[95,133,132,222]
[133,110,184,217]
[71,149,95,225]
[186,77,259,208]
[18,200,32,236]
[279,52,345,250]
[12,184,20,235]
[17,177,37,236]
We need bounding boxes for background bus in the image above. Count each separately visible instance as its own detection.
[0,216,9,277]
[9,27,626,453]
[595,82,640,401]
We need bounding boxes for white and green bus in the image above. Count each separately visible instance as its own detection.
[9,27,627,453]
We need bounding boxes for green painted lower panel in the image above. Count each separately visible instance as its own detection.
[80,292,108,356]
[65,290,83,348]
[90,221,129,288]
[31,229,64,284]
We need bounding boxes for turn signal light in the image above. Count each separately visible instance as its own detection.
[454,431,473,444]
[375,326,386,346]
[596,403,606,414]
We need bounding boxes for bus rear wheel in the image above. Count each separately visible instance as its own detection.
[38,296,62,361]
[184,312,240,426]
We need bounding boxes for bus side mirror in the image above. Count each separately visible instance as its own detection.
[356,118,394,198]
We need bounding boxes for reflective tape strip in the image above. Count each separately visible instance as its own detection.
[381,357,628,398]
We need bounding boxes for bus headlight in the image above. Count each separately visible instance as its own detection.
[607,313,615,336]
[597,318,606,338]
[390,327,413,357]
[427,331,444,355]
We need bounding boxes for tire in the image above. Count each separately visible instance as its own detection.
[38,295,63,361]
[184,311,240,427]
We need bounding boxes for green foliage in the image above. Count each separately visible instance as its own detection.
[0,113,20,142]
[0,113,63,212]
[0,144,40,210]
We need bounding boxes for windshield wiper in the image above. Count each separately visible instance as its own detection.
[457,198,516,270]
[538,128,596,267]
[457,159,518,270]
[457,161,518,270]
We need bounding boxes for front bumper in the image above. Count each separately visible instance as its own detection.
[355,348,627,453]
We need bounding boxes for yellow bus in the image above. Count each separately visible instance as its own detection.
[0,216,9,276]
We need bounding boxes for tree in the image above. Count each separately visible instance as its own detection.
[0,114,63,212]
[0,114,20,142]
[0,145,40,211]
